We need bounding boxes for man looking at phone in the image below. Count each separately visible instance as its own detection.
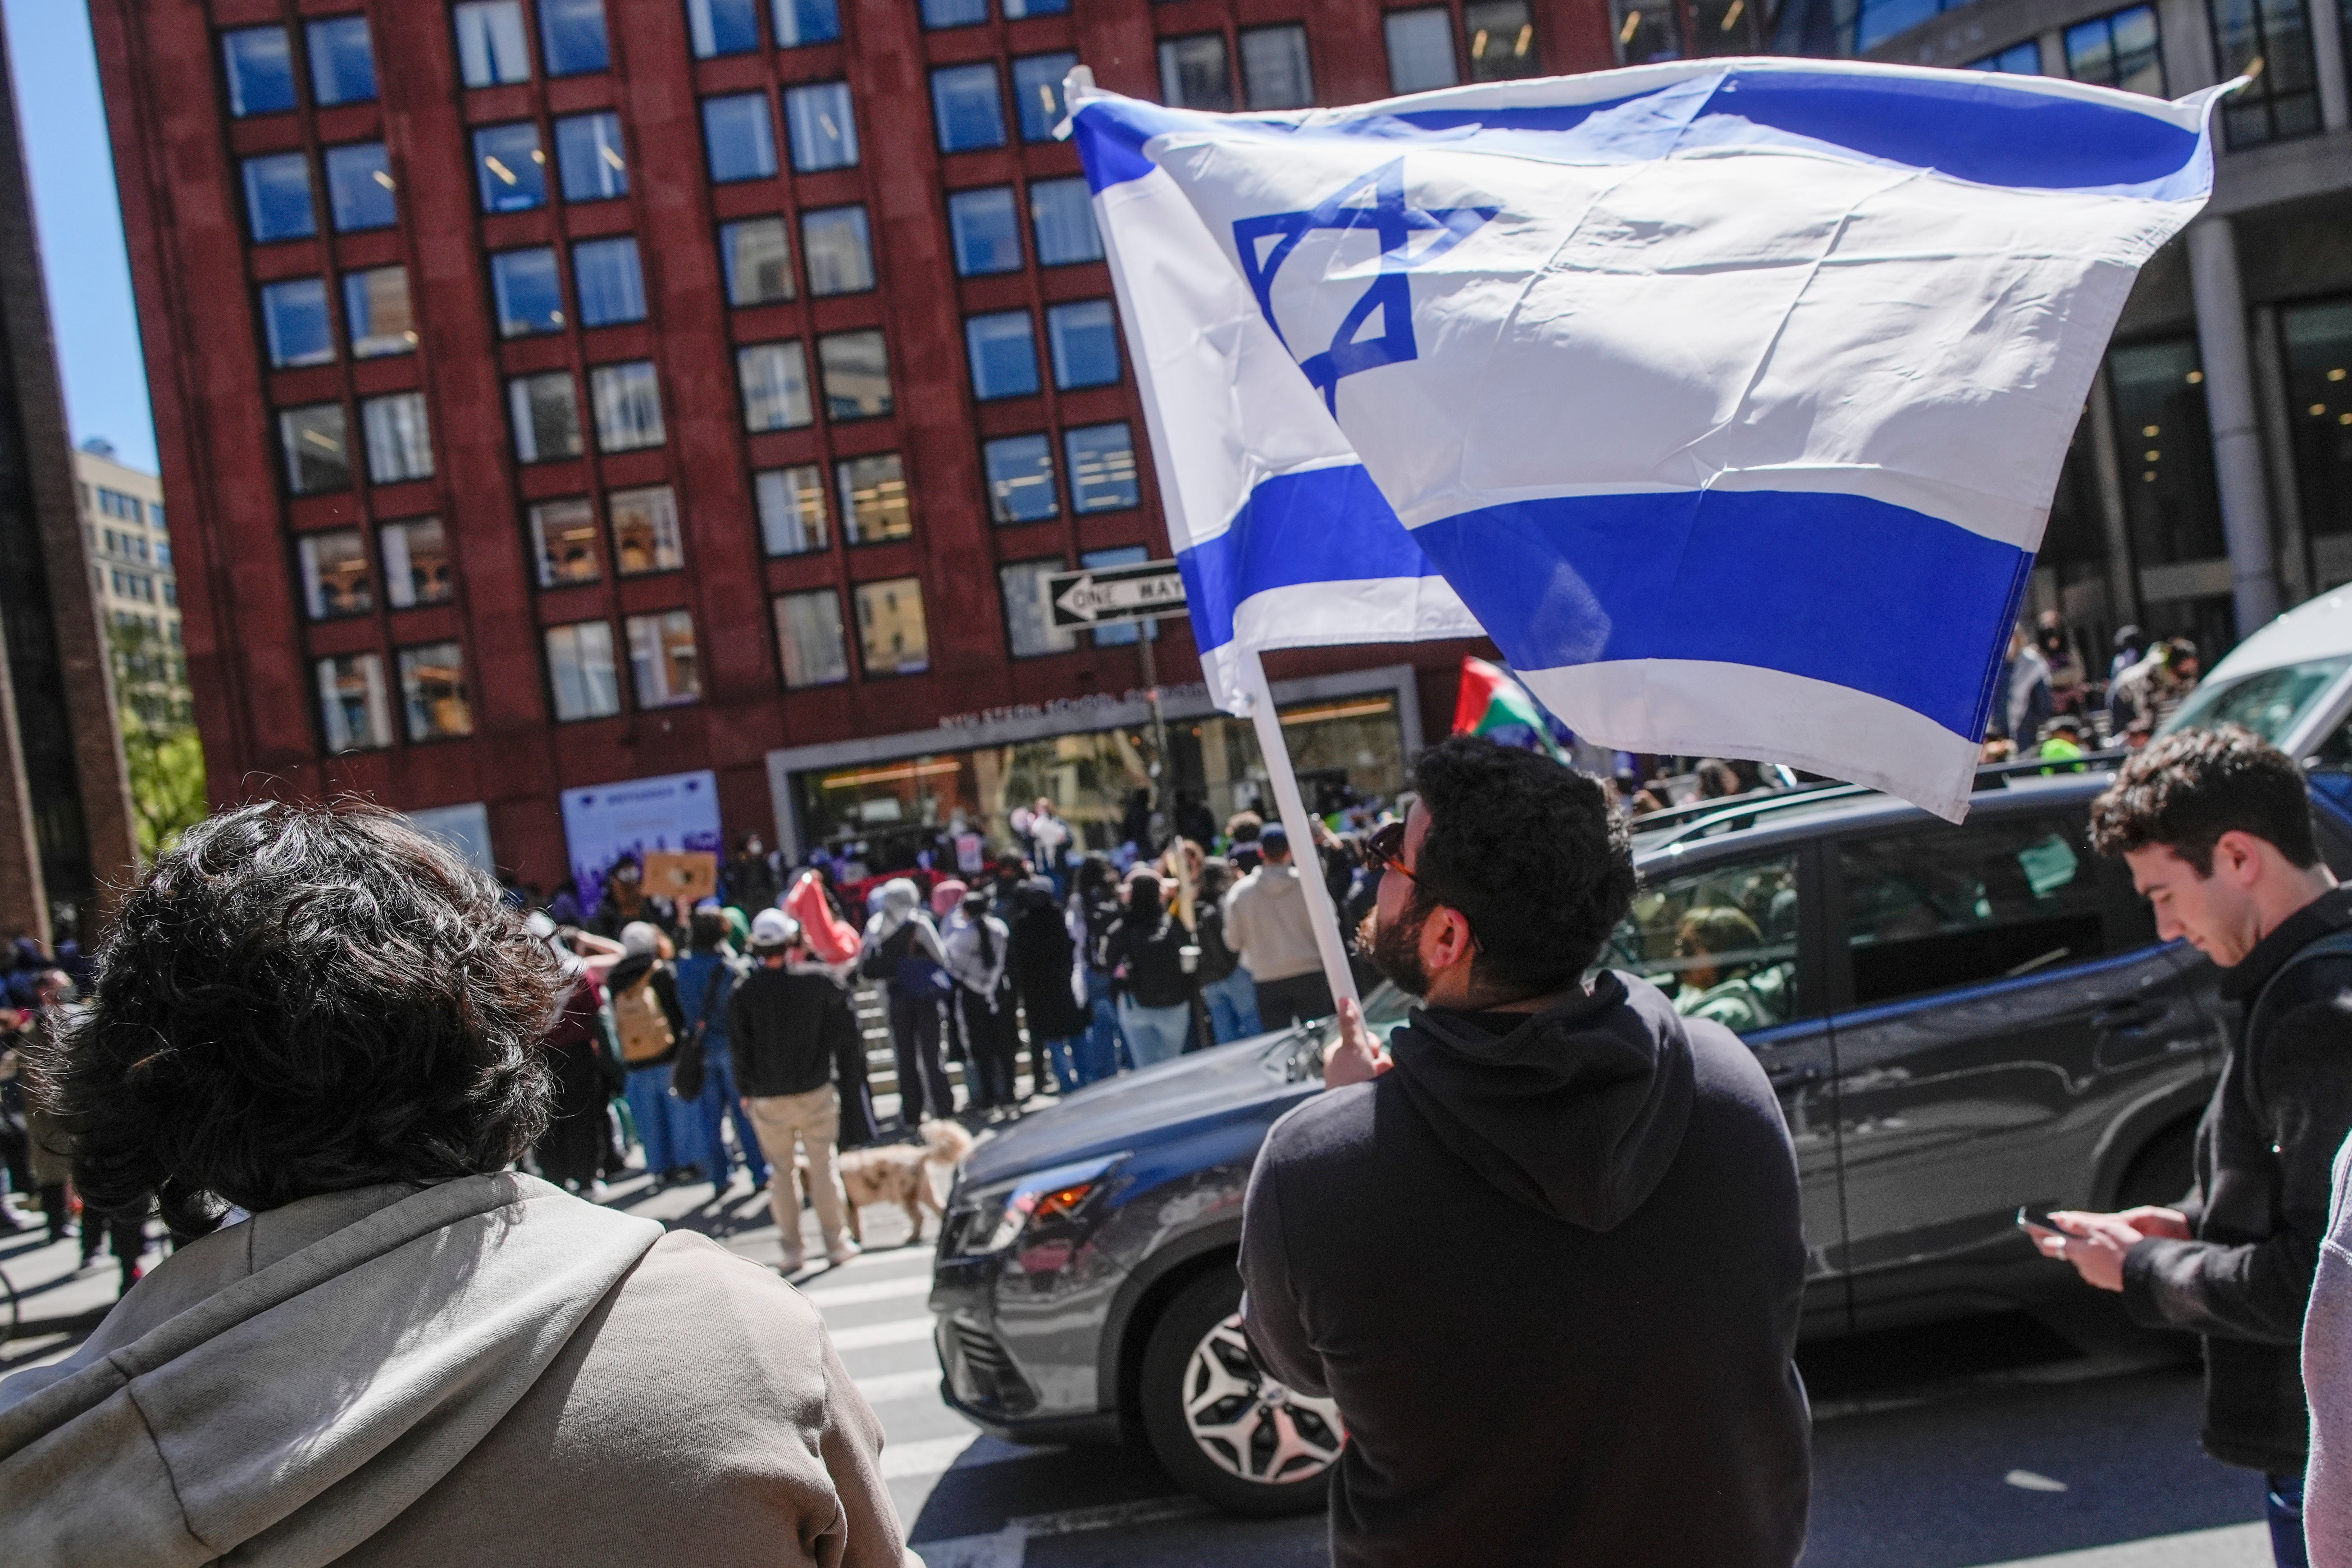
[1239,736,1811,1567]
[2037,726,2352,1568]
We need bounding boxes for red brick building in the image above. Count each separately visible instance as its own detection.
[90,0,1615,889]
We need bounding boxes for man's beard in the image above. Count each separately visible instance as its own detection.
[1362,902,1432,998]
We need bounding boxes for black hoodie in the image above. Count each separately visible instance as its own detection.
[1240,971,1810,1568]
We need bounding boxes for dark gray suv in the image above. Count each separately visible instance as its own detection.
[926,761,2324,1515]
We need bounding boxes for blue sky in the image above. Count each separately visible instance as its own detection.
[4,0,155,475]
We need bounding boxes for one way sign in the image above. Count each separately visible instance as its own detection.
[1044,561,1187,629]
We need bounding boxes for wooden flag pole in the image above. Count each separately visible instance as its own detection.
[1240,648,1361,1014]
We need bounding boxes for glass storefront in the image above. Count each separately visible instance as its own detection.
[2284,296,2352,580]
[791,693,1408,871]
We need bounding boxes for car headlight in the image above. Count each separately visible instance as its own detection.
[949,1154,1127,1258]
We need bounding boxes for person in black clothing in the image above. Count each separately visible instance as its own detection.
[1240,735,1810,1568]
[942,889,1020,1113]
[1097,868,1195,1069]
[2038,727,2352,1567]
[729,909,861,1272]
[1069,856,1126,1081]
[1193,859,1260,1044]
[859,879,956,1126]
[1007,878,1091,1093]
[525,914,625,1193]
[724,832,781,915]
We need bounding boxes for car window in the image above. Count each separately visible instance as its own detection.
[1606,852,1802,1033]
[2305,707,2352,813]
[2163,654,2352,746]
[1838,814,2104,1009]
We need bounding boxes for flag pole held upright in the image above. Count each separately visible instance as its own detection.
[1240,649,1361,1016]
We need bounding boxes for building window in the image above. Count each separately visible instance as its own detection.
[819,331,893,420]
[2065,5,2165,95]
[1012,54,1079,142]
[324,143,397,232]
[297,528,372,619]
[722,218,797,305]
[318,652,392,751]
[540,0,610,75]
[1005,0,1069,14]
[222,26,296,117]
[380,518,452,608]
[1030,178,1102,266]
[803,207,875,295]
[775,0,843,47]
[556,112,629,201]
[307,17,378,106]
[491,248,565,337]
[1971,40,2043,70]
[757,465,829,555]
[281,403,352,493]
[775,590,849,688]
[920,0,988,28]
[949,187,1022,277]
[1001,558,1077,657]
[967,311,1041,400]
[838,452,911,542]
[453,2,532,87]
[2108,337,2223,569]
[2210,0,2320,144]
[932,63,1008,153]
[1610,0,1682,62]
[1240,26,1315,109]
[689,0,762,56]
[509,372,584,463]
[1159,36,1234,110]
[345,265,417,358]
[574,237,647,328]
[627,610,702,707]
[531,498,603,585]
[242,152,316,243]
[1852,0,1937,51]
[785,82,859,172]
[1386,8,1459,91]
[1465,0,1540,79]
[854,577,929,675]
[399,643,474,740]
[1048,300,1121,390]
[2285,300,2352,553]
[260,278,334,369]
[590,362,666,451]
[703,93,779,182]
[362,392,435,483]
[984,433,1058,524]
[1066,422,1139,512]
[546,621,622,720]
[738,342,813,431]
[474,123,548,213]
[610,484,684,575]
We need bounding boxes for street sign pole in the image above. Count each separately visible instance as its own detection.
[1044,559,1188,826]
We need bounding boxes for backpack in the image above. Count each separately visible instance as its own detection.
[613,971,675,1064]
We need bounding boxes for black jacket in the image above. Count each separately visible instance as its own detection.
[1099,914,1191,1009]
[1007,907,1090,1041]
[2121,884,2352,1473]
[1240,972,1810,1568]
[728,961,863,1099]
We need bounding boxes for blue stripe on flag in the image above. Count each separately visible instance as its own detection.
[1175,465,1447,648]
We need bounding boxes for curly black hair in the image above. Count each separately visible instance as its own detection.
[28,799,564,1237]
[1408,735,1637,997]
[2088,723,2319,874]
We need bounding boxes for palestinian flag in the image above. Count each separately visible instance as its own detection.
[1453,657,1570,762]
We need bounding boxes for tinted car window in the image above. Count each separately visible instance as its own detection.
[2162,653,2351,747]
[1606,852,1802,1031]
[1839,815,2103,1008]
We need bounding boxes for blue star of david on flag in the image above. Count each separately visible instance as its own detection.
[1232,159,1497,413]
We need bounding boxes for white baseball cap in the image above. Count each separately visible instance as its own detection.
[750,908,800,952]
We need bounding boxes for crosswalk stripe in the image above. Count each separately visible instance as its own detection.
[828,1317,939,1352]
[855,1367,943,1406]
[879,1432,1065,1481]
[801,1275,933,1309]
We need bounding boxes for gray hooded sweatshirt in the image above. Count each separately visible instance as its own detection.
[0,1172,913,1568]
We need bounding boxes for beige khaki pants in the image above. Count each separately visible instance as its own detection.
[747,1085,850,1255]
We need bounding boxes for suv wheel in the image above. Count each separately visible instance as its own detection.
[1139,1268,1345,1516]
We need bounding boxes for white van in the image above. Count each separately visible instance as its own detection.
[2161,589,2352,817]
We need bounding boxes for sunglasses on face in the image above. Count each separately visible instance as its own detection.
[1364,820,1418,884]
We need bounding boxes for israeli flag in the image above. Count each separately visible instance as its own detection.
[1068,61,2223,819]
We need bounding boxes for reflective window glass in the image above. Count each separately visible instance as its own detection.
[530,499,603,587]
[689,0,762,55]
[628,610,702,707]
[2108,337,2223,569]
[317,652,392,750]
[1047,299,1120,390]
[838,453,911,543]
[984,433,1057,524]
[491,248,565,337]
[722,217,797,305]
[260,278,334,369]
[2065,4,2166,94]
[540,0,610,75]
[574,237,646,328]
[1159,35,1233,110]
[281,403,351,493]
[453,2,533,87]
[2210,0,2319,144]
[949,187,1021,276]
[758,465,830,556]
[966,311,1040,400]
[785,82,859,171]
[242,152,316,243]
[775,591,850,688]
[933,63,1008,152]
[1240,25,1314,109]
[2284,299,2352,571]
[1971,40,2043,70]
[590,362,665,452]
[773,0,842,46]
[1003,0,1069,13]
[546,621,622,720]
[704,93,779,182]
[556,111,629,200]
[399,642,474,741]
[223,26,296,117]
[362,392,434,483]
[854,577,929,675]
[306,17,377,105]
[1030,178,1102,266]
[1464,0,1540,79]
[509,372,584,463]
[344,266,417,357]
[920,0,987,27]
[1386,8,1459,91]
[297,528,372,619]
[1604,852,1804,1031]
[610,485,684,575]
[820,331,892,420]
[474,122,547,213]
[803,207,875,295]
[1611,0,1682,61]
[1001,558,1077,657]
[380,518,452,608]
[1012,54,1079,141]
[1066,422,1139,512]
[738,341,813,431]
[324,143,397,232]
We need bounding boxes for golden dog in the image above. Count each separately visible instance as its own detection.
[820,1119,975,1245]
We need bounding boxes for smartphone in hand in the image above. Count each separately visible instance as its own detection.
[2016,1201,2064,1232]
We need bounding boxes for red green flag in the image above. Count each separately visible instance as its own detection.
[1452,657,1569,762]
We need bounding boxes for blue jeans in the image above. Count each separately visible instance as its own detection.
[2268,1472,2307,1568]
[1119,997,1193,1067]
[1199,969,1262,1043]
[1037,1035,1085,1093]
[694,1042,767,1187]
[623,1063,709,1177]
[1080,969,1124,1083]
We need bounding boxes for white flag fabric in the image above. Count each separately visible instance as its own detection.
[1069,60,2224,819]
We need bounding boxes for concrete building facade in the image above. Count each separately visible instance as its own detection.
[76,442,188,729]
